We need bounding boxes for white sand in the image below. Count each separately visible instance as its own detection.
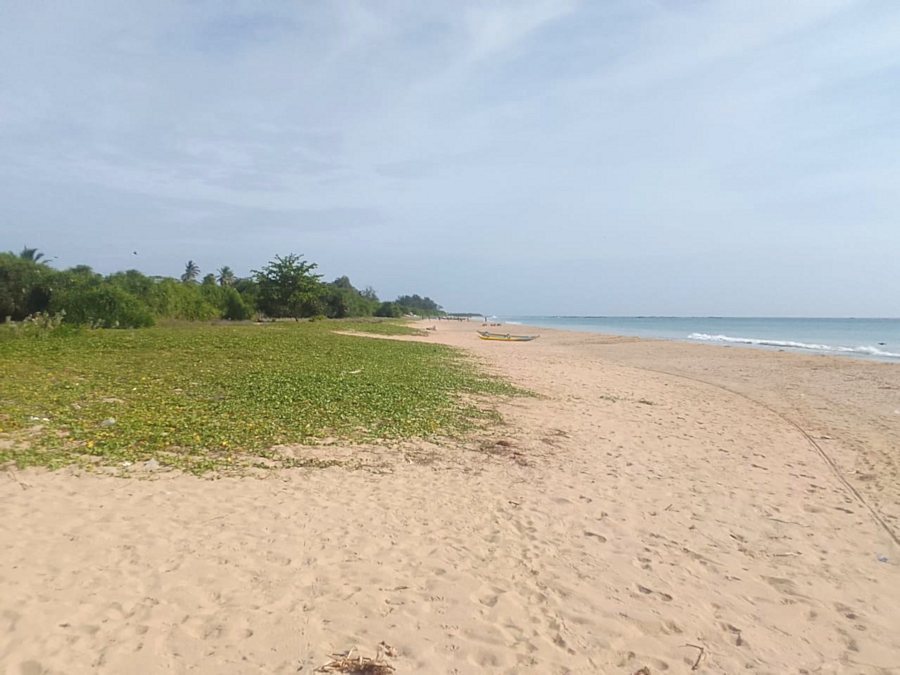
[2,320,899,673]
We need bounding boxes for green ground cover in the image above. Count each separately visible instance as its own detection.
[0,320,519,473]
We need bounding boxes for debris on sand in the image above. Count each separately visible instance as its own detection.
[316,644,397,674]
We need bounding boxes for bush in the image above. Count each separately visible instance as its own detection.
[222,287,252,320]
[0,311,77,340]
[50,285,155,328]
[0,253,55,320]
[374,301,402,318]
[145,279,219,321]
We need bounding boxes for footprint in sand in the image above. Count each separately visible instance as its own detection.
[660,619,683,635]
[634,555,653,571]
[834,602,860,621]
[763,576,801,596]
[635,584,673,601]
[721,622,744,646]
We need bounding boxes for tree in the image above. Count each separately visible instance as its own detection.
[233,277,259,312]
[0,253,55,320]
[146,278,218,320]
[374,301,402,318]
[181,260,200,283]
[217,266,236,287]
[19,247,45,263]
[222,287,252,320]
[0,248,443,327]
[108,269,153,297]
[322,287,351,318]
[57,265,102,291]
[395,294,442,316]
[321,276,379,318]
[253,253,324,318]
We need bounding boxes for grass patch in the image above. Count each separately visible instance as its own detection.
[328,318,426,336]
[0,320,520,473]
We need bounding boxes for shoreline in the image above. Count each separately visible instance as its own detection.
[431,318,900,532]
[489,316,900,364]
[3,318,899,673]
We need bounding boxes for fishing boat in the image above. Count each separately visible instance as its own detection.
[477,330,539,342]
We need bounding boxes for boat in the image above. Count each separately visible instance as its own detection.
[477,330,539,342]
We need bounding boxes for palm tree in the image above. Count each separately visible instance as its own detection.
[19,246,45,263]
[217,266,236,287]
[181,260,200,283]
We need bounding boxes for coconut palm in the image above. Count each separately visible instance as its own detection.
[19,246,45,263]
[181,260,200,283]
[217,266,236,287]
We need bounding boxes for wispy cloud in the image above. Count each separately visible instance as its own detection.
[1,0,898,313]
[462,0,579,61]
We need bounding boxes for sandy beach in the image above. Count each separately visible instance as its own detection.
[3,320,899,674]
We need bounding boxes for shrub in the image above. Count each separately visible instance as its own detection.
[50,285,155,328]
[374,301,402,318]
[222,287,252,320]
[0,311,77,340]
[145,279,219,321]
[0,253,55,320]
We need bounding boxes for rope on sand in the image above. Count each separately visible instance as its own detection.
[634,365,900,549]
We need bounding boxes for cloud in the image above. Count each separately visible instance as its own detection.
[462,0,579,61]
[1,0,899,313]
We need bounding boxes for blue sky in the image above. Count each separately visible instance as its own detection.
[1,1,898,316]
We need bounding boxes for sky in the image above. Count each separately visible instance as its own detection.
[1,0,898,316]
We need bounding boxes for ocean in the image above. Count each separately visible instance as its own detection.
[498,316,900,363]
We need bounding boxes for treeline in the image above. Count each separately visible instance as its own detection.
[1,248,444,328]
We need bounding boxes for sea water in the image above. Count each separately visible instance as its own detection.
[498,316,900,362]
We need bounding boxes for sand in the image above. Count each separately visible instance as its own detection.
[2,320,899,674]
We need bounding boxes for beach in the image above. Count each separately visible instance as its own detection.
[3,320,899,674]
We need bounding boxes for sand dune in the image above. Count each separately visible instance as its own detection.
[2,320,899,673]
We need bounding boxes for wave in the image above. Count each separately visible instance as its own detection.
[688,333,900,359]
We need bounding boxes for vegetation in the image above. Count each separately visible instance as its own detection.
[0,252,55,320]
[0,248,517,475]
[0,321,520,473]
[49,285,155,328]
[19,246,45,263]
[253,253,324,319]
[0,247,445,328]
[181,259,200,283]
[217,266,236,287]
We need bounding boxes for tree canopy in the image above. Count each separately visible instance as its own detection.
[181,260,200,283]
[0,248,445,328]
[19,247,45,263]
[253,254,324,319]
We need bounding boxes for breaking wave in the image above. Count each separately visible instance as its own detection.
[688,333,900,360]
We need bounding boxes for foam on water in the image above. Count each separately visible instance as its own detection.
[500,317,900,362]
[688,333,900,359]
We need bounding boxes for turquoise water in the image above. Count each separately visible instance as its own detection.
[499,317,900,362]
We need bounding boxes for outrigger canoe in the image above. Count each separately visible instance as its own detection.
[477,330,539,342]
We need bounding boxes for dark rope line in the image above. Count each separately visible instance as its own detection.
[625,364,900,549]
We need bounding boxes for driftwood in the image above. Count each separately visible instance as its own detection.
[684,643,705,670]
